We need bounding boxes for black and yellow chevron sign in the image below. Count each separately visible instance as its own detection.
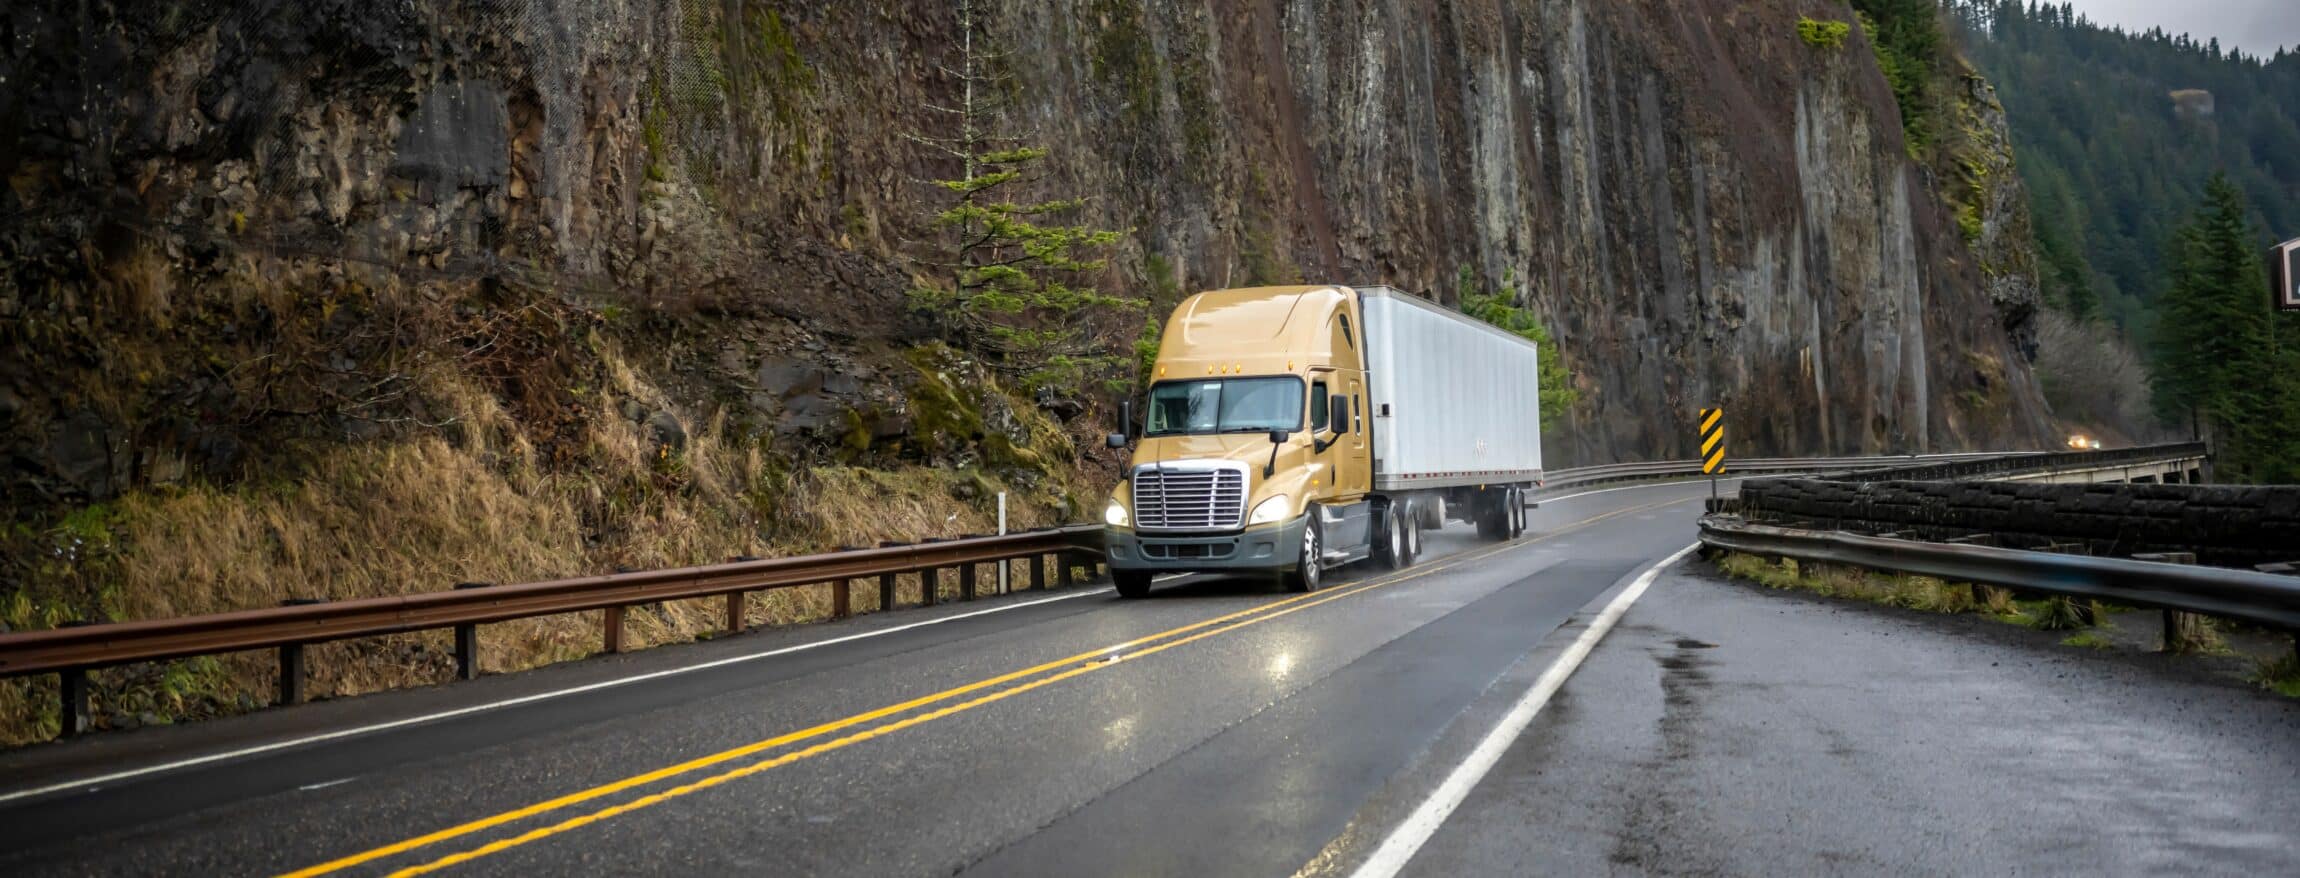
[1699,407,1726,475]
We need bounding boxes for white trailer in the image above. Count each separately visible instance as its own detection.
[1358,286,1546,492]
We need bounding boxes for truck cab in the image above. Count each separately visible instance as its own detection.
[1103,286,1372,595]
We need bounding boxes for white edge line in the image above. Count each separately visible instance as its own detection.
[1346,542,1701,878]
[0,585,1114,806]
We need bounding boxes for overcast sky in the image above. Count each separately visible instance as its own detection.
[2062,0,2300,58]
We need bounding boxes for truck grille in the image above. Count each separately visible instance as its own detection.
[1132,464,1247,531]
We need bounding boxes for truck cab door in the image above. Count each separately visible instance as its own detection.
[1340,376,1372,498]
[1329,308,1373,501]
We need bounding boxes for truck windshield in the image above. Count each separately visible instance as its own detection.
[1144,378,1304,436]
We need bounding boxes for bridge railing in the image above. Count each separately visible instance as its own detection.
[1834,442,2206,483]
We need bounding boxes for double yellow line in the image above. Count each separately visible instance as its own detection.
[287,500,1672,877]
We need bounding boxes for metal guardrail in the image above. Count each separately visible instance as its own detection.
[2,525,1105,736]
[1697,518,2300,634]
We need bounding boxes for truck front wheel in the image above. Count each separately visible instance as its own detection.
[1287,516,1324,592]
[1114,570,1153,599]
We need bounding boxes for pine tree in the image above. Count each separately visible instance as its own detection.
[2150,173,2279,480]
[906,0,1140,396]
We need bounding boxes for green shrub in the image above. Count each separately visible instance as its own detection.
[1799,17,1852,49]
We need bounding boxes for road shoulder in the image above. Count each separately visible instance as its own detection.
[1395,560,2300,876]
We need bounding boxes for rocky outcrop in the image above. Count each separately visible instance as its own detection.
[0,0,2056,512]
[1939,68,2042,364]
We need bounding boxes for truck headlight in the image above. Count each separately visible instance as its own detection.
[1105,499,1130,527]
[1248,495,1293,526]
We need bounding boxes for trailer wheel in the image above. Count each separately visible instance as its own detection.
[1420,497,1445,531]
[1509,488,1527,538]
[1287,516,1324,592]
[1114,570,1153,599]
[1376,504,1412,571]
[1475,492,1507,541]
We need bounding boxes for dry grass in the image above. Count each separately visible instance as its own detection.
[0,350,1098,746]
[2161,613,2228,656]
[1714,554,1976,613]
[2251,653,2300,698]
[2060,631,2116,650]
[2025,596,2099,631]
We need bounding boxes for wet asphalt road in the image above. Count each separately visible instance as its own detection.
[0,482,1698,876]
[1387,562,2300,877]
[3,477,2295,877]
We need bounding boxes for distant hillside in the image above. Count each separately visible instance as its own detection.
[1953,1,2300,332]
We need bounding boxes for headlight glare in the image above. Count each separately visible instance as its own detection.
[1104,499,1130,527]
[1249,495,1293,525]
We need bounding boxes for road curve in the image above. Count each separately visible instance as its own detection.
[7,475,2290,877]
[0,482,1703,876]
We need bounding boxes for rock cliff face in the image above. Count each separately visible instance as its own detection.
[1,0,2053,509]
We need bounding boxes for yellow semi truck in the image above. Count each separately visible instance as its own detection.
[1102,285,1546,597]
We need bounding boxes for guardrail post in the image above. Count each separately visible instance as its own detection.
[278,642,306,706]
[1058,554,1075,589]
[960,563,977,601]
[879,541,907,609]
[833,581,851,619]
[2262,564,2300,664]
[603,605,627,654]
[1030,554,1046,591]
[452,582,489,680]
[59,667,89,738]
[922,568,941,607]
[2135,552,2204,652]
[722,555,760,636]
[53,619,95,737]
[279,598,324,706]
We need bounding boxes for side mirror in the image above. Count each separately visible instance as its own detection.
[1106,433,1128,449]
[1119,399,1134,439]
[1328,397,1352,436]
[1267,429,1292,445]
